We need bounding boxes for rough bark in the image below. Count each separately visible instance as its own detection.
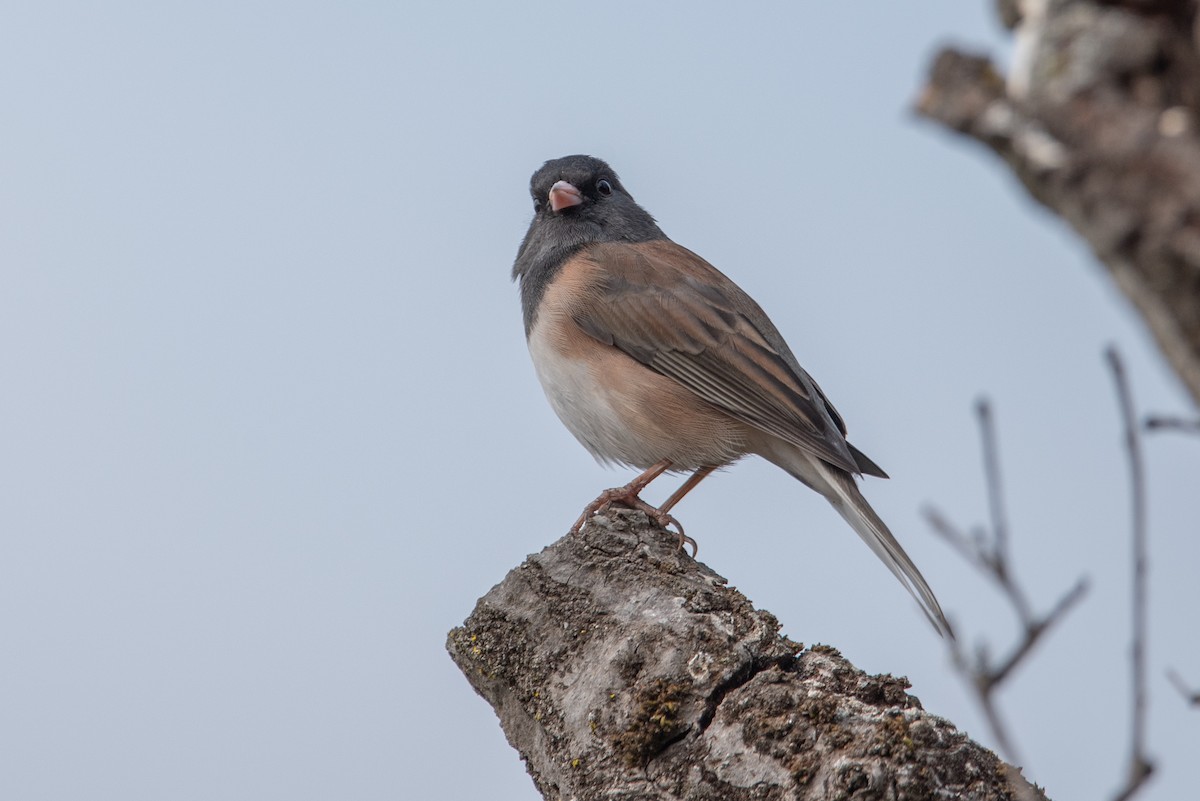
[916,0,1200,406]
[447,509,1045,800]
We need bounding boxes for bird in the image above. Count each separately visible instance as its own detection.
[511,154,952,638]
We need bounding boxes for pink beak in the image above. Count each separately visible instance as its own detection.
[548,180,584,212]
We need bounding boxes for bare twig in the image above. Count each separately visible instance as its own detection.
[985,579,1089,692]
[1166,669,1200,707]
[977,401,1010,570]
[924,399,1089,772]
[1144,415,1200,434]
[976,399,1037,625]
[1106,347,1155,801]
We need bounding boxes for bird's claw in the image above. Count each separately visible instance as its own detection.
[571,489,698,557]
[626,497,697,558]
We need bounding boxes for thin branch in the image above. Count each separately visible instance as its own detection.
[977,401,1010,558]
[1106,346,1155,801]
[985,578,1089,691]
[1166,669,1200,707]
[924,398,1089,774]
[1144,415,1200,434]
[977,399,1030,624]
[924,508,999,578]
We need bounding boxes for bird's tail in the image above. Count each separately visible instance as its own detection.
[816,461,953,638]
[757,439,953,638]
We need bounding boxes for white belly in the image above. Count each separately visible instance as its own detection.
[528,326,644,467]
[526,317,748,471]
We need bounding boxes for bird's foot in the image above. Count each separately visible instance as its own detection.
[570,485,698,557]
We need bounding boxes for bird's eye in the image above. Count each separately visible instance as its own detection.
[533,198,545,213]
[596,179,613,197]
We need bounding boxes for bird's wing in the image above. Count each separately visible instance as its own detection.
[573,240,884,477]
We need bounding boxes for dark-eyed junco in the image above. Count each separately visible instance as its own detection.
[512,154,951,637]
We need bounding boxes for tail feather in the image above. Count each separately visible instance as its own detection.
[756,434,954,638]
[813,460,953,638]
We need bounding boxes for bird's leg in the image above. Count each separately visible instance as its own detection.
[660,465,716,513]
[651,465,716,555]
[571,459,691,550]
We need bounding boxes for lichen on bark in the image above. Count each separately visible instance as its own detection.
[447,509,1044,800]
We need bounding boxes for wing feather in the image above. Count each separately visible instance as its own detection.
[573,241,881,476]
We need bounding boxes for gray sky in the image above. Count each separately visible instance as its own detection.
[2,3,1196,799]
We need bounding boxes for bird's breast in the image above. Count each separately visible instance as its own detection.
[526,259,749,471]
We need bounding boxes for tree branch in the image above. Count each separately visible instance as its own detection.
[916,0,1200,407]
[925,400,1089,769]
[448,509,1046,800]
[1166,668,1200,706]
[1144,414,1200,433]
[1106,347,1156,801]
